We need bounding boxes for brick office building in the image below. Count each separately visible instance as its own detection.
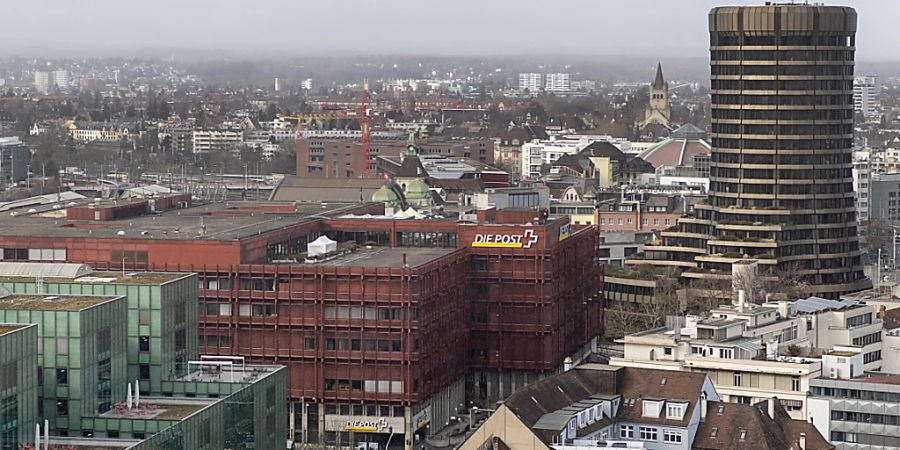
[0,197,603,449]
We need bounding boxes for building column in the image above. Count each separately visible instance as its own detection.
[405,406,413,450]
[289,402,296,444]
[319,403,326,446]
[301,401,308,444]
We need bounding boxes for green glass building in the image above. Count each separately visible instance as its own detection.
[0,270,198,394]
[0,323,38,449]
[0,293,128,436]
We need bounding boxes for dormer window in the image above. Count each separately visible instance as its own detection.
[666,402,686,420]
[642,399,664,417]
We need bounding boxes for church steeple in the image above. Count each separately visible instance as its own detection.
[652,62,666,90]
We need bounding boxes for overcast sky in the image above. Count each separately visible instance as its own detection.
[4,0,899,60]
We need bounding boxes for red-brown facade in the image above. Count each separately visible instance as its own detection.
[0,205,603,407]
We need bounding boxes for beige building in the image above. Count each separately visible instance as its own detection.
[638,63,670,130]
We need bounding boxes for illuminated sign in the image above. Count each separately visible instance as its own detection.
[472,229,539,249]
[344,417,389,432]
[559,223,572,241]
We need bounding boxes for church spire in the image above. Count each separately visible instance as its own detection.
[652,62,666,89]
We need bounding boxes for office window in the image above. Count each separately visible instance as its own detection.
[620,425,634,438]
[305,338,316,349]
[664,347,673,356]
[57,400,68,416]
[139,336,150,352]
[138,309,150,325]
[139,364,150,379]
[791,377,801,392]
[733,372,743,387]
[56,368,68,385]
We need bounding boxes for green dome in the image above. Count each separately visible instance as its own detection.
[404,178,430,201]
[372,184,401,205]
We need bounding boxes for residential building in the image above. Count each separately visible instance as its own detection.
[853,159,870,223]
[637,4,869,299]
[518,73,543,93]
[0,137,30,186]
[520,135,632,180]
[297,135,407,178]
[544,73,571,92]
[807,352,900,449]
[865,172,900,222]
[458,364,830,450]
[66,121,137,143]
[33,71,69,94]
[853,75,879,116]
[611,291,818,419]
[496,125,548,179]
[0,323,39,448]
[191,127,244,154]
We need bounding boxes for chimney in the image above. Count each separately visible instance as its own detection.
[799,432,806,450]
[700,391,708,422]
[767,397,775,419]
[563,356,573,372]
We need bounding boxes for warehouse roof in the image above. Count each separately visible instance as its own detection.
[0,262,93,278]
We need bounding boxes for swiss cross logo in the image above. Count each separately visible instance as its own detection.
[521,229,539,248]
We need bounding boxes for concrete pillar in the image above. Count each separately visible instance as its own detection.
[319,404,326,446]
[301,400,308,444]
[405,406,413,450]
[289,402,296,443]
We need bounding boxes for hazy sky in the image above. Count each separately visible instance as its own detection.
[4,0,899,60]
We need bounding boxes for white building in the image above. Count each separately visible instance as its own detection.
[518,73,543,93]
[520,134,632,180]
[545,73,571,92]
[191,128,244,154]
[853,75,879,115]
[611,291,888,420]
[34,70,69,94]
[302,78,314,91]
[853,157,870,223]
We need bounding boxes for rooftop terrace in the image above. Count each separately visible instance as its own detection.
[0,294,120,311]
[0,323,29,335]
[98,397,214,421]
[302,247,456,268]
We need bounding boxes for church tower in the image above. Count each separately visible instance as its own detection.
[640,62,671,129]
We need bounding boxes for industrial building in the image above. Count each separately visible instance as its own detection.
[0,193,603,449]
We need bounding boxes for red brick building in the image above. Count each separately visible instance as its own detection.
[0,198,602,449]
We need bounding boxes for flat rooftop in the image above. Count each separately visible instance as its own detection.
[305,247,455,268]
[0,271,190,286]
[0,323,29,335]
[0,201,365,240]
[0,294,120,311]
[177,363,282,384]
[98,397,214,421]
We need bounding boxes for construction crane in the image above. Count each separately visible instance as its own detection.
[277,80,372,178]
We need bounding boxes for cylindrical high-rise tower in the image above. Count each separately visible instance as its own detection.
[700,4,869,297]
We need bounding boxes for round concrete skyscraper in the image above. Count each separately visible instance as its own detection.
[642,4,871,298]
[701,4,869,297]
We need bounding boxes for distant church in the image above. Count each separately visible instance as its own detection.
[638,63,671,131]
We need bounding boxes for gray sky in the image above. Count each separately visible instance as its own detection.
[4,0,899,60]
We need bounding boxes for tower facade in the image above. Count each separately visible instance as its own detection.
[640,4,870,299]
[641,63,671,128]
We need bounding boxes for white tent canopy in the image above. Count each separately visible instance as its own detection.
[307,235,337,257]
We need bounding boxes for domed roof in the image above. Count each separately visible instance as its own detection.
[404,178,431,200]
[372,184,402,205]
